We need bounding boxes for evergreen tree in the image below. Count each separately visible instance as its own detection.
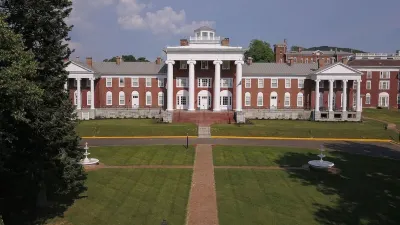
[0,0,86,224]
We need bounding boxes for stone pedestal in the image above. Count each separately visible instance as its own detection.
[328,111,335,120]
[235,111,246,123]
[162,111,173,123]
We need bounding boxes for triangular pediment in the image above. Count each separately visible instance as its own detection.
[312,50,323,55]
[66,61,94,73]
[314,62,362,75]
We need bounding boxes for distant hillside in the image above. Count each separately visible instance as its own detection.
[304,46,366,53]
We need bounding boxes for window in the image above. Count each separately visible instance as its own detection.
[366,71,372,79]
[380,71,390,79]
[73,90,78,105]
[298,79,304,88]
[379,81,390,90]
[176,77,188,87]
[131,77,139,87]
[119,91,125,105]
[379,93,389,107]
[201,61,208,69]
[180,61,187,69]
[106,91,112,105]
[106,78,112,87]
[297,93,303,107]
[119,77,125,87]
[284,92,290,107]
[87,91,91,106]
[158,78,164,87]
[257,92,263,106]
[319,80,324,88]
[146,92,152,106]
[285,79,291,88]
[258,79,264,88]
[198,78,212,88]
[158,92,164,106]
[271,79,278,88]
[365,93,371,104]
[220,96,231,106]
[146,78,152,87]
[305,59,309,63]
[245,92,251,106]
[366,80,371,90]
[245,79,251,88]
[220,78,233,88]
[222,61,230,70]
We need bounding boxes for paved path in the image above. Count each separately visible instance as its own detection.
[363,116,399,132]
[186,144,219,225]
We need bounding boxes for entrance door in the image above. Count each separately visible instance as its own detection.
[270,92,277,109]
[199,96,208,110]
[132,93,139,109]
[177,95,187,109]
[220,96,232,110]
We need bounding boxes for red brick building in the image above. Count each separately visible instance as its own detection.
[66,27,399,122]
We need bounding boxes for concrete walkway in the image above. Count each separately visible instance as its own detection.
[186,144,219,225]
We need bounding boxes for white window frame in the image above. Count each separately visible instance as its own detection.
[284,92,290,107]
[222,61,230,70]
[271,79,278,88]
[146,78,152,87]
[180,61,187,69]
[245,79,251,88]
[285,79,291,88]
[158,78,164,87]
[366,80,371,90]
[366,71,372,79]
[119,77,125,87]
[201,61,208,69]
[257,92,263,106]
[87,91,91,106]
[158,92,164,106]
[198,78,212,88]
[379,81,390,90]
[176,77,188,87]
[298,79,304,88]
[119,91,125,105]
[106,91,112,105]
[245,92,251,106]
[365,93,371,105]
[297,93,303,107]
[146,92,152,106]
[106,77,112,87]
[258,79,264,88]
[131,77,139,87]
[380,71,390,79]
[220,78,233,88]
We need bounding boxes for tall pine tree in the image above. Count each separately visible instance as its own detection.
[0,0,86,224]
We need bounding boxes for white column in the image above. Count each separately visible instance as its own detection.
[235,60,244,111]
[329,79,334,111]
[342,79,347,112]
[356,79,361,112]
[64,80,68,90]
[90,78,95,110]
[76,78,81,110]
[187,60,196,111]
[213,60,222,111]
[315,79,320,111]
[166,60,175,111]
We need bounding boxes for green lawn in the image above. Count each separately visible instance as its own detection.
[363,108,400,128]
[91,145,195,166]
[211,119,397,139]
[77,119,197,137]
[215,146,400,225]
[51,169,192,225]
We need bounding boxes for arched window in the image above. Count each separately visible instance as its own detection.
[379,92,389,107]
[146,91,152,106]
[245,92,251,106]
[74,90,78,105]
[284,92,291,107]
[365,93,371,105]
[106,91,112,105]
[158,92,164,106]
[119,91,125,105]
[297,92,303,107]
[257,92,263,106]
[87,91,92,106]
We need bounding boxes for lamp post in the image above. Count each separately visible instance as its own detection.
[186,131,189,149]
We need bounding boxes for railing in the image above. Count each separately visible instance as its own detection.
[189,36,221,44]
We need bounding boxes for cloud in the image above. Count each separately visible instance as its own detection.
[116,0,215,35]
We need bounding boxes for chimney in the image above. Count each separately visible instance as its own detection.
[86,57,93,68]
[318,58,324,69]
[156,57,162,65]
[247,57,253,65]
[116,56,121,65]
[341,57,349,65]
[298,47,302,52]
[180,39,188,46]
[221,38,230,46]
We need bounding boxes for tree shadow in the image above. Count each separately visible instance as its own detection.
[275,142,400,224]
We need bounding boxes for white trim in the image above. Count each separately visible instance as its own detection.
[258,79,264,88]
[131,77,139,87]
[284,92,291,107]
[158,92,164,106]
[119,91,125,105]
[245,79,251,88]
[145,91,152,106]
[245,92,251,106]
[257,92,263,106]
[106,91,112,105]
[106,77,112,87]
[285,79,291,88]
[146,78,152,87]
[296,92,303,107]
[298,79,304,88]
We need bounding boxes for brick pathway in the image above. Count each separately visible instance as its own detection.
[186,144,219,225]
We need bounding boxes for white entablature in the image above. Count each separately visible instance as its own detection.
[66,61,97,79]
[309,62,363,81]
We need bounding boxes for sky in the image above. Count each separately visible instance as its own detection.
[67,0,400,62]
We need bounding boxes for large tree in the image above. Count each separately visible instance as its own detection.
[103,55,149,62]
[0,0,86,224]
[244,39,274,62]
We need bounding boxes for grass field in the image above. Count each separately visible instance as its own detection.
[77,119,197,137]
[363,108,400,127]
[211,119,397,139]
[90,145,195,165]
[214,145,400,225]
[51,169,192,225]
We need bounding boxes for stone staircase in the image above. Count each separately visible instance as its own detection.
[198,126,211,138]
[173,110,235,125]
